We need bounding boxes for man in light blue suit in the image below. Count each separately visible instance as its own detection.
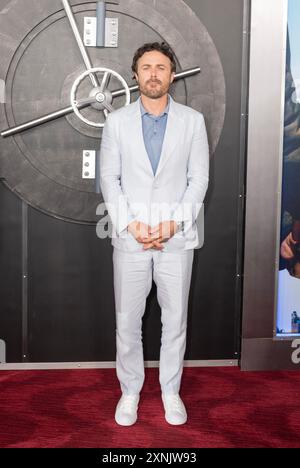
[100,42,209,426]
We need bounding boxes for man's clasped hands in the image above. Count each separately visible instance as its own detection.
[128,220,178,250]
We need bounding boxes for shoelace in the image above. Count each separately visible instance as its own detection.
[119,395,138,411]
[164,395,184,413]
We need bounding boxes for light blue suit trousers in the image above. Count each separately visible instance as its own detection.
[113,247,194,395]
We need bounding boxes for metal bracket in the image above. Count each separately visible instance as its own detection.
[84,17,118,47]
[0,79,5,103]
[84,17,97,47]
[105,18,118,47]
[82,150,96,179]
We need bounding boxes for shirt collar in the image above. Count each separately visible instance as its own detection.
[140,95,170,117]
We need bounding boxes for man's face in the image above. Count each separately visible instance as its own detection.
[134,50,175,99]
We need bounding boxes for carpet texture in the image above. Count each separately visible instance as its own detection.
[0,367,299,448]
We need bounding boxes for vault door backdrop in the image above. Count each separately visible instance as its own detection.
[0,0,245,364]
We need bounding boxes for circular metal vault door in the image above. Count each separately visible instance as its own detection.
[0,0,225,224]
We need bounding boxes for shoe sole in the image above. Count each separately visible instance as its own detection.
[115,412,138,426]
[165,415,187,425]
[115,418,137,426]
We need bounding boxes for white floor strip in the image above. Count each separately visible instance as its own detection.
[0,360,238,370]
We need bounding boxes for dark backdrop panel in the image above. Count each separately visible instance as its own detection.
[0,0,245,363]
[27,0,245,362]
[183,0,244,359]
[28,208,116,362]
[0,181,22,362]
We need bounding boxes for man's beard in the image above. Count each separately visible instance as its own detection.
[139,79,170,99]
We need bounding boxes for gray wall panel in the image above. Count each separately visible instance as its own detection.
[241,0,293,370]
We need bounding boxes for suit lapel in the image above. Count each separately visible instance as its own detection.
[154,98,184,178]
[130,100,154,177]
[128,95,184,179]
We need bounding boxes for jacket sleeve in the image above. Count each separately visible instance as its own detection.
[99,113,136,235]
[171,113,209,225]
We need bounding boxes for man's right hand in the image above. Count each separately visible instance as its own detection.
[127,221,164,250]
[281,232,297,260]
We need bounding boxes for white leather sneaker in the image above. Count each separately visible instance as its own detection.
[162,393,187,425]
[115,394,140,426]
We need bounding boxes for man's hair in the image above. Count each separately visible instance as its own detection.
[131,42,176,78]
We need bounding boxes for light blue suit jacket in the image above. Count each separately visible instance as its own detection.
[99,95,209,252]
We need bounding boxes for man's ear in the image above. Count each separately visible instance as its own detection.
[170,72,175,84]
[134,72,139,82]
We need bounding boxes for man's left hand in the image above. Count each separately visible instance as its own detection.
[142,220,178,250]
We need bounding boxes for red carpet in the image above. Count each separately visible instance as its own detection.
[0,367,299,448]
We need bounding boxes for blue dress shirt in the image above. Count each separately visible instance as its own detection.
[140,97,169,176]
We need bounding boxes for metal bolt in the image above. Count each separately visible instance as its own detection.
[87,19,91,24]
[84,172,90,177]
[86,30,91,35]
[85,162,90,167]
[85,152,90,157]
[86,39,91,45]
